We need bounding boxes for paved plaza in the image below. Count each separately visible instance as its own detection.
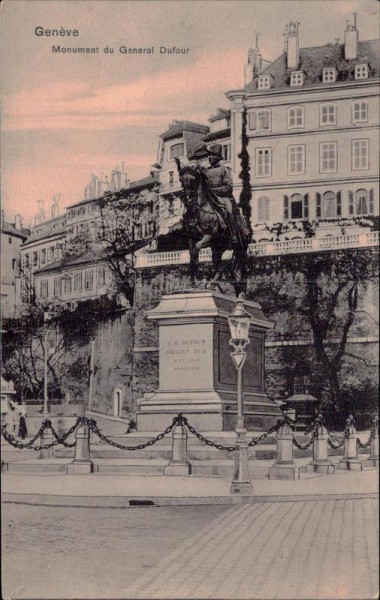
[2,496,378,599]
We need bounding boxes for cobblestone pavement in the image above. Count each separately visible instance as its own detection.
[124,498,379,600]
[1,503,228,599]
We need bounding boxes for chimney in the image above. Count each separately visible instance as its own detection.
[244,33,263,85]
[15,214,22,230]
[344,13,358,60]
[285,21,300,69]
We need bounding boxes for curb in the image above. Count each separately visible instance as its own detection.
[2,491,378,508]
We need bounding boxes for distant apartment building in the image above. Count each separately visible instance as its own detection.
[225,18,379,242]
[32,172,160,307]
[1,212,29,318]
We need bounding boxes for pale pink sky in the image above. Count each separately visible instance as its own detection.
[1,0,379,226]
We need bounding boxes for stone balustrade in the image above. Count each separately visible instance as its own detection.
[135,231,379,268]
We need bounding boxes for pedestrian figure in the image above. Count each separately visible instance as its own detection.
[18,415,28,439]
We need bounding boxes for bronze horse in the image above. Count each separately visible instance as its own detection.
[176,160,250,296]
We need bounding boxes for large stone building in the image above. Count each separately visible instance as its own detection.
[226,18,379,241]
[1,212,29,318]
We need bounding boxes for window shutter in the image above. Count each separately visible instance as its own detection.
[249,112,256,130]
[316,193,322,218]
[284,195,289,220]
[303,194,309,218]
[369,189,374,213]
[337,191,342,216]
[348,191,354,216]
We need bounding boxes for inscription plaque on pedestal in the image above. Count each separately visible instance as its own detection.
[137,290,282,431]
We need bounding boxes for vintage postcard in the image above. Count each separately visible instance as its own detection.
[1,1,379,599]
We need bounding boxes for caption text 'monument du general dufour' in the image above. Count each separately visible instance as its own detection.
[35,27,190,55]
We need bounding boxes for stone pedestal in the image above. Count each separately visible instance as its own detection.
[66,423,94,474]
[137,290,282,432]
[308,427,335,474]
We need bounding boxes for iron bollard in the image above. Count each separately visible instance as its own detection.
[164,419,191,476]
[269,421,299,480]
[66,422,94,474]
[39,424,54,459]
[339,415,364,471]
[309,424,335,474]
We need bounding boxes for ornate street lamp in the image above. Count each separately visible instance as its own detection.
[42,310,53,419]
[228,300,253,495]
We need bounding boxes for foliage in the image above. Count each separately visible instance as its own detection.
[97,192,157,306]
[238,107,252,237]
[247,247,379,410]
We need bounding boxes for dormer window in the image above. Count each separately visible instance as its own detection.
[323,68,337,83]
[169,143,184,160]
[258,75,271,90]
[290,71,305,87]
[355,64,368,79]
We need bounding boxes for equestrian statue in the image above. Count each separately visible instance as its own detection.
[175,144,250,296]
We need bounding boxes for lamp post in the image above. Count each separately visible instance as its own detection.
[42,310,53,419]
[228,300,253,495]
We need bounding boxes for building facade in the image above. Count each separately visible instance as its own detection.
[1,212,29,318]
[226,18,379,242]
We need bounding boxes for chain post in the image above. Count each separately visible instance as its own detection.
[269,420,299,480]
[364,416,379,468]
[308,415,335,474]
[338,415,364,471]
[39,420,54,459]
[164,414,191,476]
[66,419,94,474]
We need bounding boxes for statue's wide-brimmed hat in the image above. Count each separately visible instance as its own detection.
[207,144,223,160]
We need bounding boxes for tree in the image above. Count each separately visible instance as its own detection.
[249,247,379,414]
[238,107,252,237]
[97,191,157,306]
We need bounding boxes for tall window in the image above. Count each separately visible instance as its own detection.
[168,171,174,187]
[84,270,93,291]
[288,145,305,175]
[255,148,272,177]
[257,197,270,222]
[320,104,336,126]
[40,279,49,299]
[348,189,374,216]
[64,276,72,294]
[316,191,341,218]
[221,144,231,161]
[169,143,184,160]
[288,107,304,129]
[74,272,83,292]
[41,249,46,265]
[54,277,61,297]
[249,110,271,131]
[97,265,106,287]
[283,194,309,219]
[352,139,369,170]
[33,252,38,266]
[320,142,337,173]
[352,101,368,123]
[24,254,30,268]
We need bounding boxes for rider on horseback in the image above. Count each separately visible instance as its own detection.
[204,144,241,246]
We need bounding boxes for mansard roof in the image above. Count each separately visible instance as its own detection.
[245,39,380,92]
[1,221,29,239]
[160,120,209,140]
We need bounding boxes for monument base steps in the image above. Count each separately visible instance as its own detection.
[337,458,366,471]
[268,462,300,481]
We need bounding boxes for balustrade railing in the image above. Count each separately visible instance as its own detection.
[135,231,379,268]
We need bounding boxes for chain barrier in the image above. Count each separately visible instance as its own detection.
[50,418,83,448]
[248,418,285,448]
[327,415,355,449]
[86,417,178,451]
[1,420,51,450]
[182,417,235,451]
[356,416,379,449]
